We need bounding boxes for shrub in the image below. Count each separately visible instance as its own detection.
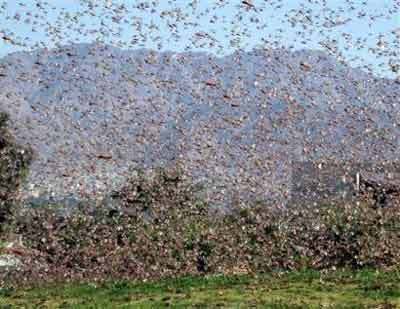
[5,165,399,286]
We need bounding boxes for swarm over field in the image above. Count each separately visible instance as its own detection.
[0,44,399,207]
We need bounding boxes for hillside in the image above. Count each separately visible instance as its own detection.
[0,43,398,207]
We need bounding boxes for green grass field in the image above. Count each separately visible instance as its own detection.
[1,269,399,308]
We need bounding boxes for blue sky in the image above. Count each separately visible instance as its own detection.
[0,0,398,78]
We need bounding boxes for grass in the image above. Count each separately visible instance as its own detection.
[1,269,399,308]
[0,241,6,255]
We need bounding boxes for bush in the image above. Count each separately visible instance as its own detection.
[0,111,33,227]
[5,165,400,286]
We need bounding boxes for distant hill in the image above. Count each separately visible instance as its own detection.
[0,43,398,207]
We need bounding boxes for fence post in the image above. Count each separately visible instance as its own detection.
[356,172,360,192]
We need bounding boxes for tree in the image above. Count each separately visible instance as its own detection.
[0,111,33,226]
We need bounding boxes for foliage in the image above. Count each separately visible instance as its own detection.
[0,112,33,229]
[3,166,400,286]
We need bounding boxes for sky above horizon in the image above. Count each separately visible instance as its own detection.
[0,0,399,78]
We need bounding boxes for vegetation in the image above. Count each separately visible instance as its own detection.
[1,269,399,308]
[0,112,33,231]
[0,122,399,307]
[1,165,399,286]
